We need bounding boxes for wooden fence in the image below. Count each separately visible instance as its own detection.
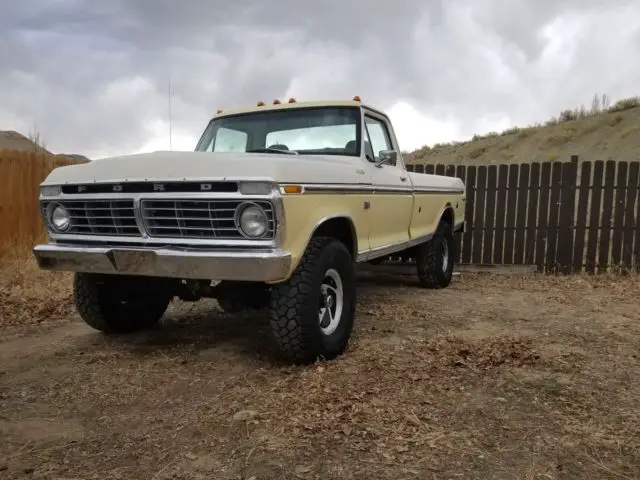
[406,156,640,273]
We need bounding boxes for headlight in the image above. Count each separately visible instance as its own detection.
[235,203,268,238]
[47,203,71,232]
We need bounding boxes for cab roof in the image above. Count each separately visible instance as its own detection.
[213,98,387,119]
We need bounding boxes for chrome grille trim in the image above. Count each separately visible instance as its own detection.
[40,182,285,248]
[41,199,140,236]
[140,199,276,240]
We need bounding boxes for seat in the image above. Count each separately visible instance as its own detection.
[267,143,289,151]
[344,140,357,154]
[345,140,375,159]
[364,140,375,161]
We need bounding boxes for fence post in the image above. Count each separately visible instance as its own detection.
[622,162,639,269]
[598,161,616,273]
[573,160,592,273]
[557,156,579,274]
[545,162,563,273]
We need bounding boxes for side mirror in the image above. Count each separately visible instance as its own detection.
[375,149,397,168]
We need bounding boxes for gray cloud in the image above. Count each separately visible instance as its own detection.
[1,0,639,158]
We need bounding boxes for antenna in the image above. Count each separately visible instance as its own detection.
[168,72,173,151]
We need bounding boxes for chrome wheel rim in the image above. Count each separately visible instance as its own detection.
[442,238,449,273]
[318,268,343,336]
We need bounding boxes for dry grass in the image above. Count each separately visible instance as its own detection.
[0,149,85,249]
[0,253,74,329]
[1,99,639,478]
[406,94,640,165]
[1,263,639,479]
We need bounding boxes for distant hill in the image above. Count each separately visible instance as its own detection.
[405,95,640,166]
[59,153,91,163]
[0,130,90,162]
[0,131,51,155]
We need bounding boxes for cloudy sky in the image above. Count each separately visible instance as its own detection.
[2,0,639,159]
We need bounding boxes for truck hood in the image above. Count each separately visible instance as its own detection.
[42,150,369,186]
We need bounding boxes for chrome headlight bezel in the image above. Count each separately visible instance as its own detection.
[46,202,71,232]
[234,202,269,238]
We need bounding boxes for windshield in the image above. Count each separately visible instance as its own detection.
[194,106,361,156]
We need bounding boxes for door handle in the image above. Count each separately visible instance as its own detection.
[400,176,407,182]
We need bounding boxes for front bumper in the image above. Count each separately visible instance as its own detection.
[32,244,292,282]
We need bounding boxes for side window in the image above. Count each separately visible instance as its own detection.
[364,116,393,163]
[212,127,248,152]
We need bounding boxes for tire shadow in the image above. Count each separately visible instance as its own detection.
[92,300,285,365]
[82,274,435,365]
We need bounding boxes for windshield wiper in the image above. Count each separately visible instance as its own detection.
[246,148,298,155]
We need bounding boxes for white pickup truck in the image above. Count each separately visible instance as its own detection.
[33,97,466,364]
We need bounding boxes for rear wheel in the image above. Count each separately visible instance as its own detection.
[268,236,356,364]
[416,220,455,289]
[74,273,174,334]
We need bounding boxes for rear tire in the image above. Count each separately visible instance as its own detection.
[416,220,455,289]
[74,273,173,334]
[268,236,356,364]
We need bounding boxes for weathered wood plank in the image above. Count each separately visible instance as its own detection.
[557,157,578,273]
[572,161,591,273]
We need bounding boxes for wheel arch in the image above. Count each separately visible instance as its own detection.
[307,214,358,260]
[439,203,455,228]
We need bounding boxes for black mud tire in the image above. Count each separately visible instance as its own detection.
[74,273,173,334]
[416,220,455,289]
[268,236,356,364]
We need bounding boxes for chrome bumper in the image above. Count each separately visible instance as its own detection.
[32,244,292,282]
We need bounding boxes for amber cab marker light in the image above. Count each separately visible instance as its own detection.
[288,97,296,103]
[273,99,281,104]
[282,184,303,194]
[257,101,265,106]
[353,95,361,102]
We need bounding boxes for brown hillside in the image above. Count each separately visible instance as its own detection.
[0,131,91,161]
[0,131,51,154]
[405,96,640,165]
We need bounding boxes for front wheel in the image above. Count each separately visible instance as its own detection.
[268,237,356,364]
[416,221,455,289]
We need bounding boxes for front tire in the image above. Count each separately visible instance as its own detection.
[74,273,173,334]
[268,236,356,364]
[416,220,455,289]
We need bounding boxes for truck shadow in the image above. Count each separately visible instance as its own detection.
[90,300,283,365]
[88,275,425,365]
[355,272,420,288]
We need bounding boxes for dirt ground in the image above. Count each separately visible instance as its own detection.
[1,263,639,480]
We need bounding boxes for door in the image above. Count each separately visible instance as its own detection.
[363,113,414,250]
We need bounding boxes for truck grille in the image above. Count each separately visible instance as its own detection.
[42,200,140,236]
[140,199,275,239]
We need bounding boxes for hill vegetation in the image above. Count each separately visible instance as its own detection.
[405,94,640,165]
